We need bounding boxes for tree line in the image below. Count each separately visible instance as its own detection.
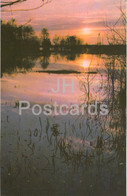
[2,19,40,55]
[2,19,83,54]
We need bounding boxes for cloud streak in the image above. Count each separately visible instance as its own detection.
[2,0,125,43]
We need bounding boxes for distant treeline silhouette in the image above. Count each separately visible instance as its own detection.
[2,19,126,55]
[1,19,126,76]
[1,20,84,55]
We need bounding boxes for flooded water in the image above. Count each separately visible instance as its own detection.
[1,54,108,104]
[1,53,126,196]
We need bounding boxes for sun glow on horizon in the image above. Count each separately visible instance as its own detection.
[83,28,91,35]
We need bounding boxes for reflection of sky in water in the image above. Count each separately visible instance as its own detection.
[1,54,126,195]
[2,53,108,105]
[33,54,105,72]
[2,73,107,105]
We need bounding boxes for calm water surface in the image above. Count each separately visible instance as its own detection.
[1,53,126,196]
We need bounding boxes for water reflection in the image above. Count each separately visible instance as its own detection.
[40,51,51,69]
[1,54,36,76]
[1,53,126,195]
[2,52,103,76]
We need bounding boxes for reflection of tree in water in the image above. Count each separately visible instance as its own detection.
[53,51,81,61]
[40,53,50,69]
[80,54,126,165]
[66,52,80,61]
[105,55,126,131]
[1,53,36,76]
[53,53,61,63]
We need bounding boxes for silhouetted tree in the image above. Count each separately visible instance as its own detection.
[66,36,77,46]
[53,35,61,46]
[1,19,40,75]
[1,0,52,12]
[41,28,49,40]
[41,28,51,51]
[60,38,66,46]
[59,36,83,48]
[106,4,126,45]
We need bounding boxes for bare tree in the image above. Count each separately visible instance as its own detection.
[1,0,52,12]
[106,3,126,45]
[1,0,26,8]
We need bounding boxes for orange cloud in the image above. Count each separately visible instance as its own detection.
[2,0,125,44]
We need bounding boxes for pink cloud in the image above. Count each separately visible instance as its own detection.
[1,0,125,43]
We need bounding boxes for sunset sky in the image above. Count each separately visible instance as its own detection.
[1,0,125,44]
